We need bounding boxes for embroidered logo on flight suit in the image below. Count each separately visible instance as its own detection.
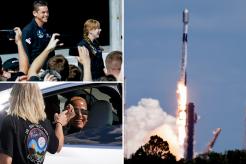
[37,30,44,38]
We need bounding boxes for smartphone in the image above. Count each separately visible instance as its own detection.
[0,29,15,40]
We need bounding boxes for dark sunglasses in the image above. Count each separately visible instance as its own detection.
[74,108,88,115]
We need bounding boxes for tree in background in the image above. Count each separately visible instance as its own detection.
[125,135,176,164]
[124,135,246,164]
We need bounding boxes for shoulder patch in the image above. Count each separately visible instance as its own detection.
[25,38,32,44]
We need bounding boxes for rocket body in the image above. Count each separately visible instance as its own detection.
[176,8,189,158]
[177,9,196,160]
[180,9,189,85]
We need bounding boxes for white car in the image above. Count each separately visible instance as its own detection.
[0,82,123,164]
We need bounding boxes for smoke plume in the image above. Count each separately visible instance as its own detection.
[125,98,180,159]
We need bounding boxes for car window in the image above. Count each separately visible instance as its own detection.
[86,88,111,101]
[43,83,122,147]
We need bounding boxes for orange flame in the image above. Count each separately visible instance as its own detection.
[176,81,187,158]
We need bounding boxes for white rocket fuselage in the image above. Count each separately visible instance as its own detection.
[180,9,189,85]
[176,8,189,158]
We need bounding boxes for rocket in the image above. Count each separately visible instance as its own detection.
[180,9,189,86]
[176,8,191,159]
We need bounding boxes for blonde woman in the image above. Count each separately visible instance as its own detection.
[0,83,74,164]
[77,19,105,80]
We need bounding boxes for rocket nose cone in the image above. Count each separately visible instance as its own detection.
[184,8,189,14]
[183,8,189,24]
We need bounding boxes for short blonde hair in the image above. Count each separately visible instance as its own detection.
[83,19,100,36]
[9,83,46,124]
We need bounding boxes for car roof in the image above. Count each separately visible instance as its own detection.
[0,82,121,112]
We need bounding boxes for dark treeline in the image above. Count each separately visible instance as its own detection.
[125,135,246,164]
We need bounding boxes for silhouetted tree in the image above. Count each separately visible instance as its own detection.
[145,135,170,158]
[225,149,246,164]
[191,150,246,164]
[124,135,246,164]
[207,152,225,164]
[193,155,207,164]
[125,135,176,164]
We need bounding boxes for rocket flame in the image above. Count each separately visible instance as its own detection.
[176,81,187,158]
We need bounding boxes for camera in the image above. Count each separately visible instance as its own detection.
[39,69,62,81]
[0,29,15,40]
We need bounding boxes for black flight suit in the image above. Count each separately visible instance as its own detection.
[78,38,105,80]
[22,18,55,68]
